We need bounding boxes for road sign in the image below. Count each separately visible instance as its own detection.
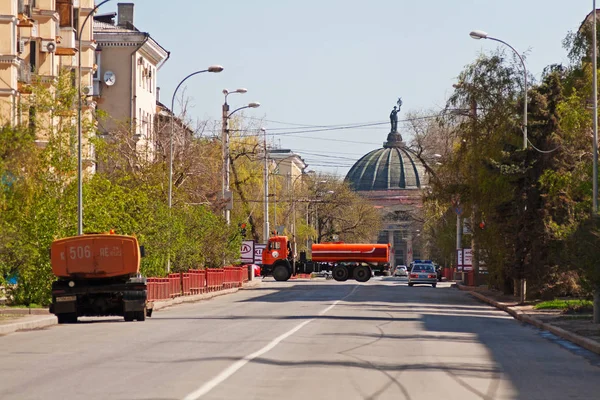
[240,240,254,264]
[254,244,266,265]
[455,206,463,215]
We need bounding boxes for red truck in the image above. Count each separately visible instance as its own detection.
[49,233,151,323]
[261,236,391,282]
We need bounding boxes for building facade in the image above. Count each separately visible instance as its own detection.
[93,3,169,162]
[268,148,307,189]
[0,0,96,128]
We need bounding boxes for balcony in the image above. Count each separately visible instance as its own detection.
[18,61,32,84]
[56,27,77,56]
[17,0,34,27]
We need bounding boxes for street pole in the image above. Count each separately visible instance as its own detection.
[167,67,223,273]
[592,0,600,324]
[222,101,230,224]
[594,0,598,215]
[470,30,528,301]
[263,128,270,242]
[77,0,112,235]
[457,213,463,283]
[220,90,256,226]
[469,31,527,149]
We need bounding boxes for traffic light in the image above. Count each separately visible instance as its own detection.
[239,223,247,236]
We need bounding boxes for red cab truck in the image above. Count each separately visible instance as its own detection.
[261,236,391,282]
[49,233,151,323]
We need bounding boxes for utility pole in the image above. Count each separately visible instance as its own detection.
[262,128,269,242]
[222,101,230,225]
[592,0,600,324]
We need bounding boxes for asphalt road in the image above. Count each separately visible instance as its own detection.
[1,278,600,400]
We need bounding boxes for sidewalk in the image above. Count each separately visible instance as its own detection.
[0,279,262,337]
[456,283,600,356]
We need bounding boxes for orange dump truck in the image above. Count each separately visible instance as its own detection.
[49,234,151,323]
[262,236,390,282]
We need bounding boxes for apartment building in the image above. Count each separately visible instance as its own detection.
[93,3,169,162]
[0,0,96,128]
[268,149,307,188]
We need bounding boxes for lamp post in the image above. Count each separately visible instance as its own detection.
[470,29,529,302]
[77,0,113,235]
[470,30,527,150]
[222,98,260,225]
[168,66,223,209]
[166,66,222,273]
[593,0,599,216]
[592,0,600,324]
[262,128,269,242]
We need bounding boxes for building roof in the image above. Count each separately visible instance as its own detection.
[268,149,308,171]
[345,123,428,191]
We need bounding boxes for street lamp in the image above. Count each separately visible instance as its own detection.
[168,66,223,209]
[470,30,528,150]
[470,30,529,302]
[222,98,260,225]
[221,88,248,225]
[166,65,222,273]
[262,128,269,242]
[77,0,113,235]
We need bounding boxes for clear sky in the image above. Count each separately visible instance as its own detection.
[98,0,593,176]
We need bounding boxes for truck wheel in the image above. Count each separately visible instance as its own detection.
[332,266,349,282]
[124,311,135,322]
[57,313,77,324]
[353,266,371,283]
[135,308,146,321]
[273,265,291,281]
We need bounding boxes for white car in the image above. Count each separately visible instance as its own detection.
[394,265,408,277]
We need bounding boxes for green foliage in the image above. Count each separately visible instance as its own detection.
[534,299,592,311]
[0,72,242,306]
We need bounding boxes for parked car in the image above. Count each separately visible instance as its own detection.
[394,265,408,277]
[408,263,437,287]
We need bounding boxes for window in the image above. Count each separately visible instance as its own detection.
[93,51,101,80]
[73,8,79,39]
[56,0,74,28]
[29,40,37,72]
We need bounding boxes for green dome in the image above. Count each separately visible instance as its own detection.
[345,132,427,191]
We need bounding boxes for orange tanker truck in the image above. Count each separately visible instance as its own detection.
[261,236,391,282]
[49,233,151,323]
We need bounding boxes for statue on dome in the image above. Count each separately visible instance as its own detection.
[389,97,403,132]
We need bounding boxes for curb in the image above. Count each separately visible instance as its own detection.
[0,280,262,336]
[152,280,261,312]
[0,315,57,336]
[464,287,600,356]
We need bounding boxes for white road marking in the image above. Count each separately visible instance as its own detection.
[182,285,359,400]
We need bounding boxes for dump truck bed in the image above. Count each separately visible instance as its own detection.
[311,243,390,264]
[51,234,141,279]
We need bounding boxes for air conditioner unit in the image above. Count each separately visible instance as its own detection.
[41,40,56,53]
[82,86,94,96]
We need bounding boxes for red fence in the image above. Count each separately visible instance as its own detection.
[146,266,249,301]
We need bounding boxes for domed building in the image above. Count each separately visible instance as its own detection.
[345,105,428,269]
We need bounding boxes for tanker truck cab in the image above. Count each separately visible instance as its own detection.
[262,236,294,281]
